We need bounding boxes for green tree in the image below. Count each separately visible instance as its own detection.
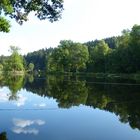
[24,48,53,71]
[0,64,3,71]
[89,40,110,72]
[129,25,140,72]
[0,0,64,32]
[118,29,131,48]
[48,40,89,73]
[4,46,24,72]
[68,42,89,72]
[130,24,140,46]
[106,25,140,73]
[0,17,10,32]
[47,48,65,72]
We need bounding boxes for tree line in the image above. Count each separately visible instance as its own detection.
[0,24,140,74]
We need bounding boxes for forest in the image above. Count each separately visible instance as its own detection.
[0,24,140,74]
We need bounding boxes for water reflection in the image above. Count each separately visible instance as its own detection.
[0,74,140,132]
[34,103,47,108]
[0,91,26,107]
[0,132,8,140]
[25,75,140,131]
[12,118,45,135]
[0,74,24,101]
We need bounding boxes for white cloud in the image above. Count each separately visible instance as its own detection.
[12,118,45,135]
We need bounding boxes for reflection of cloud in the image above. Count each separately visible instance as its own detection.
[12,118,45,135]
[15,94,27,107]
[0,93,27,107]
[36,120,45,125]
[0,92,26,107]
[13,119,45,128]
[12,127,39,135]
[13,119,34,128]
[0,93,9,102]
[34,103,46,108]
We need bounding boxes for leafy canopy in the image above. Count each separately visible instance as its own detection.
[4,46,24,72]
[48,40,89,72]
[0,0,64,32]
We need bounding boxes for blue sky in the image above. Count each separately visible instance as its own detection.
[0,0,140,55]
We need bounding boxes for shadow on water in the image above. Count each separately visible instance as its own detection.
[0,74,140,131]
[0,132,8,140]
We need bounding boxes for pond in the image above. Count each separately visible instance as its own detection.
[0,75,140,140]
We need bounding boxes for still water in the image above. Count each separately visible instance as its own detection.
[0,75,140,140]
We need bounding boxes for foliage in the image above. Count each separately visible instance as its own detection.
[0,17,10,32]
[87,40,110,72]
[106,25,140,73]
[84,36,118,49]
[0,63,3,71]
[4,46,24,72]
[24,48,53,71]
[0,0,64,32]
[1,24,140,74]
[48,40,89,72]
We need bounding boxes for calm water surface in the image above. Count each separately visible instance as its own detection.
[0,75,140,140]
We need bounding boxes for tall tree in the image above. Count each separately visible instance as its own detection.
[129,25,140,72]
[48,40,89,72]
[0,64,3,71]
[25,48,53,71]
[4,46,24,72]
[88,40,110,72]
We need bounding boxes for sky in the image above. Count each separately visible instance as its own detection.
[0,0,140,55]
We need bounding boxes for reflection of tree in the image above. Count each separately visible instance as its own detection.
[87,83,140,130]
[7,75,24,101]
[23,75,140,130]
[0,74,24,100]
[27,74,34,83]
[0,132,8,140]
[25,75,88,108]
[86,84,112,109]
[24,76,47,96]
[47,76,88,108]
[8,75,24,94]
